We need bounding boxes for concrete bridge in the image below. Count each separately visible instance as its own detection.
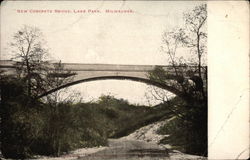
[0,60,206,99]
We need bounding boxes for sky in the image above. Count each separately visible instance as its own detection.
[1,1,203,105]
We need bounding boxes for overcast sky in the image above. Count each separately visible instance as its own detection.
[1,1,203,105]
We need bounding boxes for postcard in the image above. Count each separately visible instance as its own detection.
[0,1,249,160]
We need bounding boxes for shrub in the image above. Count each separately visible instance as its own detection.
[157,102,207,156]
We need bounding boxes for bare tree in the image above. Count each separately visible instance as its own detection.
[145,5,208,155]
[149,4,207,103]
[160,28,190,95]
[9,25,49,97]
[7,26,82,156]
[184,4,207,79]
[44,61,81,105]
[42,61,81,156]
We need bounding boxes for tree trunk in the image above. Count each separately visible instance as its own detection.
[196,32,206,100]
[25,59,31,97]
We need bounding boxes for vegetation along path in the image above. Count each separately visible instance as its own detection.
[31,119,206,160]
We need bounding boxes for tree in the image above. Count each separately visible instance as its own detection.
[9,25,49,97]
[0,75,45,158]
[184,4,207,79]
[147,4,207,155]
[42,61,82,156]
[44,61,81,105]
[3,26,83,157]
[152,4,207,102]
[183,4,207,99]
[9,25,79,100]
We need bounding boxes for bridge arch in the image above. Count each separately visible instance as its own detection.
[37,76,183,99]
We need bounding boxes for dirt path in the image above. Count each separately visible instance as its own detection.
[31,119,206,160]
[78,119,205,160]
[79,139,169,160]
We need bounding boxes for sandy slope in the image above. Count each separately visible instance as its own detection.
[118,118,206,160]
[119,119,171,146]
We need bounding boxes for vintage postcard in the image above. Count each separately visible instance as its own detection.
[0,1,249,160]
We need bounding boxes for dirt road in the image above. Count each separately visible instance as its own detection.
[32,119,206,160]
[78,119,205,160]
[79,139,169,160]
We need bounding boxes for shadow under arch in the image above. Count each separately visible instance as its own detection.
[37,76,183,100]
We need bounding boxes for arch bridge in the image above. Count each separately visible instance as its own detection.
[0,60,206,99]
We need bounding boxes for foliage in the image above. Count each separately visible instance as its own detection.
[157,101,207,155]
[3,26,82,157]
[0,77,172,158]
[0,76,44,158]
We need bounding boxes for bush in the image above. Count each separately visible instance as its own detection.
[0,77,44,158]
[157,102,207,156]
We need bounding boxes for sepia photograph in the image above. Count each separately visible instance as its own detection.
[0,1,248,160]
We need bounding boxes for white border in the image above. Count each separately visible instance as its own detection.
[208,1,249,159]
